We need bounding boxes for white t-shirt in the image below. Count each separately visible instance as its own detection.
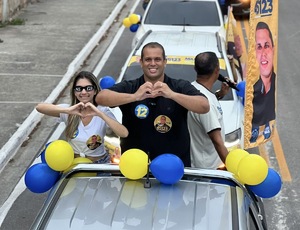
[187,81,224,169]
[58,104,116,157]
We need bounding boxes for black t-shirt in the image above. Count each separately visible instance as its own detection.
[109,75,206,167]
[252,72,276,127]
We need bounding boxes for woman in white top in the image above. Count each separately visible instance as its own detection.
[36,71,128,163]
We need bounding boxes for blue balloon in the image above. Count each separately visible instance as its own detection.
[236,81,246,98]
[39,141,52,163]
[25,163,60,193]
[150,154,184,185]
[248,168,282,198]
[100,76,115,89]
[130,24,139,32]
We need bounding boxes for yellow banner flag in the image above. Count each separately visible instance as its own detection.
[226,7,244,80]
[244,0,278,149]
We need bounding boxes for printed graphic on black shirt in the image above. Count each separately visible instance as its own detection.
[135,104,149,119]
[154,115,172,133]
[87,135,102,150]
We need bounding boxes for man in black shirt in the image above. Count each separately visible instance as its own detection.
[96,42,209,166]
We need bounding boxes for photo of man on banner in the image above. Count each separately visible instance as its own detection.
[244,0,278,149]
[250,21,276,143]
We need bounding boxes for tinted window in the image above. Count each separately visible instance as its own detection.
[122,63,233,100]
[145,0,221,26]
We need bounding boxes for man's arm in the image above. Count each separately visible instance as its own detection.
[96,81,167,107]
[170,93,209,114]
[151,81,209,114]
[95,89,136,107]
[208,129,228,164]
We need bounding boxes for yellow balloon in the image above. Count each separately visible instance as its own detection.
[129,14,139,24]
[237,154,268,185]
[72,172,97,177]
[63,157,93,173]
[233,174,245,185]
[123,17,132,28]
[45,140,74,171]
[121,181,147,208]
[119,148,148,180]
[225,149,249,174]
[72,157,93,165]
[64,157,96,177]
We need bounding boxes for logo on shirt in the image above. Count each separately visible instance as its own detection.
[72,129,79,139]
[135,104,149,119]
[217,106,223,116]
[87,135,102,150]
[154,115,172,133]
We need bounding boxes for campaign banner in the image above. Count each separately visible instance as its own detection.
[225,7,245,81]
[244,0,278,149]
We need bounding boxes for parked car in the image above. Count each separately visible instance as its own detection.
[132,0,225,48]
[30,164,267,229]
[118,30,244,151]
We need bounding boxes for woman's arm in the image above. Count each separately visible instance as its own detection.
[36,103,68,117]
[36,103,83,117]
[98,111,129,138]
[84,102,129,138]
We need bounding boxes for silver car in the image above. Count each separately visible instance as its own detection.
[30,164,267,229]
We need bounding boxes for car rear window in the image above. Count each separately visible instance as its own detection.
[42,177,236,229]
[145,0,221,26]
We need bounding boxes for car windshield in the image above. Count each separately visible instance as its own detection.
[145,0,221,26]
[122,62,234,100]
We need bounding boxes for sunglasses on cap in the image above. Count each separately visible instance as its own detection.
[74,85,95,92]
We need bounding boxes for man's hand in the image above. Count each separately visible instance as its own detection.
[134,81,174,100]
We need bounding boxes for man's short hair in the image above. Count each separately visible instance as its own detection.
[256,21,274,47]
[194,52,219,76]
[141,42,166,60]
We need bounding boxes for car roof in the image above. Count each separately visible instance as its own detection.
[31,164,265,230]
[144,0,223,27]
[131,0,226,50]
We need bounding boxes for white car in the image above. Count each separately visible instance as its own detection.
[132,0,226,48]
[118,30,244,150]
